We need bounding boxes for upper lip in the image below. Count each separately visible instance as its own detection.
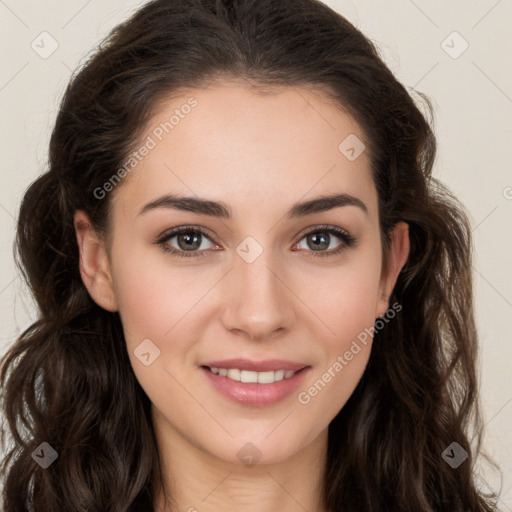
[201,358,309,372]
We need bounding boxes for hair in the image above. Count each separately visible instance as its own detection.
[0,0,500,510]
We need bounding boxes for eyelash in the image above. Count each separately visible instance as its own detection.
[155,224,357,260]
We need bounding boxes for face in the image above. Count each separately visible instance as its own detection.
[75,81,409,467]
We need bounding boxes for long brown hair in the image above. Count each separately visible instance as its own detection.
[0,0,499,510]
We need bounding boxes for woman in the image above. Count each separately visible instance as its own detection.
[0,0,499,510]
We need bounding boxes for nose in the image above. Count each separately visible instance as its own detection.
[220,250,295,341]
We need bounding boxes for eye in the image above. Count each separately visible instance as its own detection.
[294,225,357,258]
[156,226,218,259]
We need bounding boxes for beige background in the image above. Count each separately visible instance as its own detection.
[0,0,510,507]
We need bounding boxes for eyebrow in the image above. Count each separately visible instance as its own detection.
[139,192,368,219]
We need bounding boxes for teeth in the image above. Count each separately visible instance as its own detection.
[227,368,240,381]
[241,370,258,383]
[208,367,299,383]
[274,370,285,381]
[257,371,276,384]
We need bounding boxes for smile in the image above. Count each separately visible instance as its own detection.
[206,366,298,384]
[200,365,310,406]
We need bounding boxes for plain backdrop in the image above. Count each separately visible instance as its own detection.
[0,0,511,507]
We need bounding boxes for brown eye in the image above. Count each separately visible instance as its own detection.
[304,232,331,251]
[157,226,217,259]
[295,225,357,258]
[175,231,203,251]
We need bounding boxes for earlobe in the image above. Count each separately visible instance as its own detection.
[74,210,118,312]
[376,221,410,318]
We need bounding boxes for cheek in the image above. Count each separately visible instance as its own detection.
[111,241,205,343]
[297,343,372,430]
[113,266,169,345]
[110,244,222,394]
[110,251,205,406]
[295,247,382,413]
[297,284,376,425]
[301,243,383,344]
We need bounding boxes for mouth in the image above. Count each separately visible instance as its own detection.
[201,365,306,384]
[199,362,311,406]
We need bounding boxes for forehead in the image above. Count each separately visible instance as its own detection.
[111,81,378,223]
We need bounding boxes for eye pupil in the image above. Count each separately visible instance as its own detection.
[308,233,329,251]
[178,232,201,251]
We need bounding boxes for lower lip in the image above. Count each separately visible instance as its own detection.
[200,366,310,406]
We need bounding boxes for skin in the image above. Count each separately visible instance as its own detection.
[74,81,410,512]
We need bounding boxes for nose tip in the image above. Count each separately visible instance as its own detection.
[220,259,293,341]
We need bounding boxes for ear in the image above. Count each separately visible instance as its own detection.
[74,210,118,312]
[376,221,410,318]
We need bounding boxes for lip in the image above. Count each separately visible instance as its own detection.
[200,358,308,372]
[200,365,311,406]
